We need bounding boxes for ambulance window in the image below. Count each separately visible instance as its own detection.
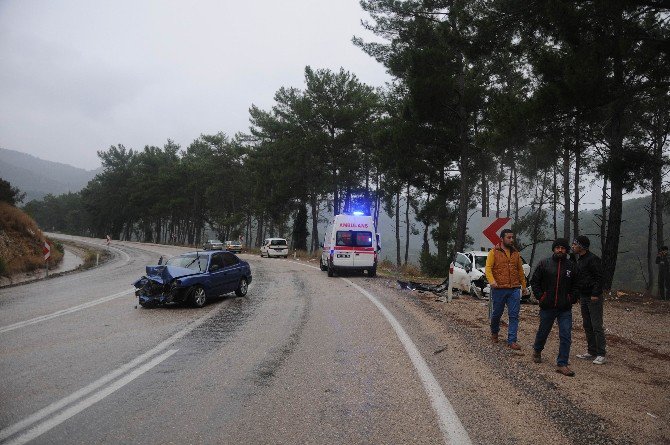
[354,231,373,247]
[336,231,353,246]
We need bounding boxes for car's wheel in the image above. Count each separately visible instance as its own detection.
[189,286,207,308]
[235,278,248,297]
[284,255,288,258]
[320,258,327,271]
[327,260,334,277]
[139,300,156,308]
[368,266,377,277]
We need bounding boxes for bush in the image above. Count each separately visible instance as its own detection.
[419,250,450,277]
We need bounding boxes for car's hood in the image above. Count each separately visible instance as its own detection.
[144,265,201,284]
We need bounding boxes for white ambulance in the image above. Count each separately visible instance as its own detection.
[320,213,380,277]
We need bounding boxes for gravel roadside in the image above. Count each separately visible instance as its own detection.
[362,277,669,445]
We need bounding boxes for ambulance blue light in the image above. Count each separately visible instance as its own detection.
[352,211,364,216]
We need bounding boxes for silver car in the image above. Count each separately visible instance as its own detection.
[203,239,225,250]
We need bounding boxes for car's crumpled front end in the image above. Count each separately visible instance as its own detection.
[133,265,195,307]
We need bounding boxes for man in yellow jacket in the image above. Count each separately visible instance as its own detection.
[485,228,527,350]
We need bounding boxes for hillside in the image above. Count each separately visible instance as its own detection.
[0,147,99,203]
[0,202,63,277]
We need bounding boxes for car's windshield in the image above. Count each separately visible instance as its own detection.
[165,254,208,272]
[270,239,287,246]
[209,240,222,244]
[474,255,487,269]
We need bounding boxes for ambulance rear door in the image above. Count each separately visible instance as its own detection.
[352,230,375,268]
[332,230,355,268]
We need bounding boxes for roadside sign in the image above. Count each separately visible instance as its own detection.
[481,217,512,248]
[43,241,51,261]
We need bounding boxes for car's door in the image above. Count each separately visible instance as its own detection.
[221,252,242,292]
[452,253,472,290]
[207,253,227,296]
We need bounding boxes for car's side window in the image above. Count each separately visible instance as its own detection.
[456,253,471,269]
[222,253,239,267]
[210,253,224,270]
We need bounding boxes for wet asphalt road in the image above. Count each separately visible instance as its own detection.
[0,238,468,444]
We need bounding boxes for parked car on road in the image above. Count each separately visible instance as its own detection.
[225,240,243,253]
[448,250,531,300]
[203,239,224,250]
[261,238,289,258]
[133,251,252,308]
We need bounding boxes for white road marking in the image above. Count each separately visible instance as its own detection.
[289,260,472,445]
[4,349,178,445]
[0,289,135,334]
[344,279,472,445]
[0,304,221,442]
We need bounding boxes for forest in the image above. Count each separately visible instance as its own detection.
[21,1,669,292]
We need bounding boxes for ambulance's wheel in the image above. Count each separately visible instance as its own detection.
[320,258,327,271]
[327,260,334,277]
[368,266,377,277]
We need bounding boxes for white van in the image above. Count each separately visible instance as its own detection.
[261,238,289,258]
[320,213,380,277]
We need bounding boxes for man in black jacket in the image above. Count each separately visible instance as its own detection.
[530,238,578,376]
[571,235,607,365]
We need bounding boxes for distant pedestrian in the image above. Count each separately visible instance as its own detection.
[656,246,670,300]
[530,238,578,377]
[485,228,528,350]
[571,235,607,365]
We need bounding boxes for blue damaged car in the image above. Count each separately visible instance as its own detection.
[133,250,252,308]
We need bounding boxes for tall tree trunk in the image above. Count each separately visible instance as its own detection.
[601,175,608,254]
[455,161,470,253]
[654,116,665,250]
[404,182,411,265]
[395,190,401,267]
[256,215,264,248]
[647,190,656,293]
[553,165,558,239]
[422,189,432,256]
[513,163,519,225]
[481,169,489,217]
[495,166,502,218]
[310,194,319,254]
[529,171,548,268]
[562,147,571,240]
[573,122,581,237]
[332,168,339,216]
[292,200,309,251]
[506,165,513,218]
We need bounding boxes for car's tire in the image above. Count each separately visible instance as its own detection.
[139,300,156,308]
[368,266,377,277]
[235,278,248,297]
[284,255,288,258]
[189,285,207,308]
[327,260,334,277]
[320,258,327,271]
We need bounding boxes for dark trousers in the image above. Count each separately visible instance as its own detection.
[659,270,670,300]
[580,296,606,356]
[533,308,572,366]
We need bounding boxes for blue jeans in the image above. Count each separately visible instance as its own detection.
[533,308,572,366]
[490,288,521,344]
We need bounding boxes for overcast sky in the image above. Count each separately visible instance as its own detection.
[0,0,390,171]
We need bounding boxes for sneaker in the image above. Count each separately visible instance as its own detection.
[532,350,542,363]
[507,342,521,350]
[491,334,499,344]
[556,366,575,377]
[576,353,595,360]
[592,356,607,365]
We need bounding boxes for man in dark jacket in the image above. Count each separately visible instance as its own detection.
[571,235,607,365]
[530,238,578,376]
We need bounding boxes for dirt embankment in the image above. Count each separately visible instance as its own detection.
[0,202,63,277]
